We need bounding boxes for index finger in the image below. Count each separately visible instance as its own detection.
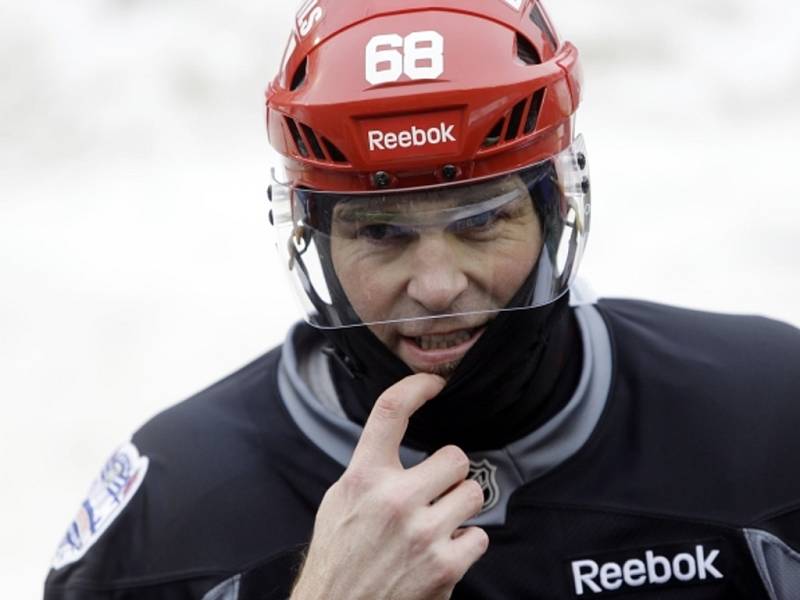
[351,373,445,469]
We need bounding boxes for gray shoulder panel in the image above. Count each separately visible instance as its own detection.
[278,325,364,468]
[202,574,241,600]
[745,528,800,600]
[278,324,426,469]
[468,302,612,526]
[507,302,611,481]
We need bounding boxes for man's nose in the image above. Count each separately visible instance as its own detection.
[405,232,469,313]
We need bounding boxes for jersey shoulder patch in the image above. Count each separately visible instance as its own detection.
[51,441,149,570]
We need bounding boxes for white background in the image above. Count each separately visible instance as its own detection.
[2,0,799,596]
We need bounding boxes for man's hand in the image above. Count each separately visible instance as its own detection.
[291,373,489,600]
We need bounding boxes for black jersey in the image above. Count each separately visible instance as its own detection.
[44,298,800,599]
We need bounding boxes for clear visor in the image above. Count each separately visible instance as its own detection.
[270,136,590,329]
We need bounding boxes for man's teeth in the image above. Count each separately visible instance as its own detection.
[415,330,472,351]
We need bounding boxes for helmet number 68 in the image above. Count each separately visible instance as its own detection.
[365,31,444,85]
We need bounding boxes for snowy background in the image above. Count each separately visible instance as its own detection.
[2,0,799,596]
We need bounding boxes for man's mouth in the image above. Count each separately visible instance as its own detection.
[397,324,486,374]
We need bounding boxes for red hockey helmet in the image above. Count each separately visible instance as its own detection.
[266,0,590,330]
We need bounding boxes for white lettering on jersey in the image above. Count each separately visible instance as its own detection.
[368,122,456,151]
[571,545,723,596]
[51,442,149,570]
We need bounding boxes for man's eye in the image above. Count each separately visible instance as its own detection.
[356,223,414,242]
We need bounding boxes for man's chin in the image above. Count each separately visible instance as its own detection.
[411,359,461,379]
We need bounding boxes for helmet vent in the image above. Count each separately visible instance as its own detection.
[322,138,348,163]
[290,58,308,91]
[285,116,350,164]
[506,99,527,141]
[515,33,541,66]
[523,88,545,134]
[301,124,326,160]
[481,88,546,150]
[529,3,558,51]
[285,117,309,158]
[482,118,505,148]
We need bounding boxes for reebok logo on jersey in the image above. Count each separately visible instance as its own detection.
[367,122,456,151]
[571,544,723,596]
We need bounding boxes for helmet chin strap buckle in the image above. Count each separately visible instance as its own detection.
[322,344,363,379]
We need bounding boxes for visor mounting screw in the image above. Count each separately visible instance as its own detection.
[267,185,273,202]
[581,177,591,194]
[442,164,458,181]
[373,171,391,188]
[577,153,587,170]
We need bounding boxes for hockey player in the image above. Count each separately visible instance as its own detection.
[45,1,800,599]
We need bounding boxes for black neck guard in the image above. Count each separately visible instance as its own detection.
[324,292,581,452]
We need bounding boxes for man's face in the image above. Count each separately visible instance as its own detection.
[330,175,542,377]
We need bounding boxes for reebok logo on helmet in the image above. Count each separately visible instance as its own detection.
[368,122,456,151]
[570,544,724,596]
[358,110,462,160]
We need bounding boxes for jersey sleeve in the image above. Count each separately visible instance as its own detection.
[44,346,322,599]
[43,440,227,599]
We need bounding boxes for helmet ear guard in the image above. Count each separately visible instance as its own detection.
[279,190,358,328]
[554,136,591,289]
